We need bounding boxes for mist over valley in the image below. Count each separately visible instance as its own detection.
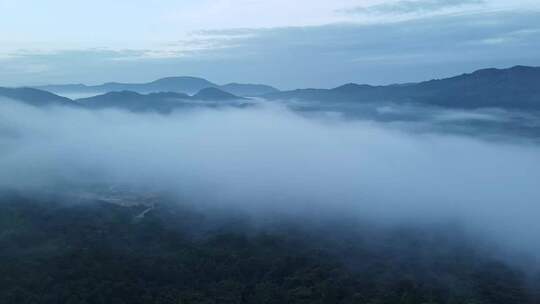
[2,1,540,300]
[2,66,540,302]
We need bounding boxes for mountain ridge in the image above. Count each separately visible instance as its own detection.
[265,65,540,109]
[0,87,74,107]
[0,86,247,112]
[4,65,540,110]
[263,66,540,110]
[75,88,247,112]
[193,87,247,101]
[35,77,280,97]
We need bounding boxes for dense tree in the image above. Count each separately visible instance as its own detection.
[0,192,538,304]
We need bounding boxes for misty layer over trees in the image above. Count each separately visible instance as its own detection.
[1,99,540,303]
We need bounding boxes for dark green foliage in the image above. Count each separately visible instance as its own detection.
[0,193,538,304]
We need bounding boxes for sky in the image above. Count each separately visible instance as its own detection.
[1,0,540,88]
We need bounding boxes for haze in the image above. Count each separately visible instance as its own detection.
[1,99,539,267]
[2,1,540,302]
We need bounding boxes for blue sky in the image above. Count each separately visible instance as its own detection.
[1,0,539,88]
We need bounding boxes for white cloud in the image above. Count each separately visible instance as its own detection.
[344,0,486,15]
[2,0,536,51]
[1,101,540,259]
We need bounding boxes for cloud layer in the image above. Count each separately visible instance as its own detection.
[1,100,539,264]
[346,0,485,14]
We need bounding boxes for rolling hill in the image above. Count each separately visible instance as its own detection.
[264,66,540,110]
[5,66,540,111]
[36,77,280,97]
[0,87,74,107]
[76,88,247,112]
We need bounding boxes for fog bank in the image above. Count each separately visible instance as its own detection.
[1,99,539,262]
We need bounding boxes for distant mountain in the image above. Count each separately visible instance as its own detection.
[38,77,216,96]
[13,66,540,110]
[220,83,279,96]
[142,77,217,94]
[76,88,247,112]
[265,66,540,110]
[36,77,280,97]
[193,87,246,101]
[0,87,74,107]
[1,85,248,112]
[76,91,192,113]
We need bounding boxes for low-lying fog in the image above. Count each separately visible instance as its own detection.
[1,98,539,265]
[281,99,540,141]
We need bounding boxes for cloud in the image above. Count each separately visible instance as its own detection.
[346,0,485,15]
[1,99,540,264]
[1,11,540,89]
[183,11,540,88]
